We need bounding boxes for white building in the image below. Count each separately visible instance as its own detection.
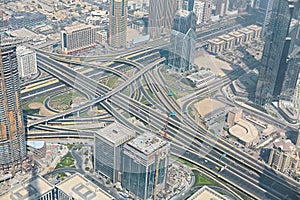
[193,0,205,25]
[16,46,37,78]
[61,24,96,54]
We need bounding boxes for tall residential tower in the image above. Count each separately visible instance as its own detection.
[148,0,177,39]
[0,41,26,173]
[109,0,128,48]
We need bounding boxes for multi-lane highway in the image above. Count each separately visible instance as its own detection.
[26,51,300,200]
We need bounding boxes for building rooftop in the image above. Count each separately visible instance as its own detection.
[229,119,259,144]
[56,173,113,200]
[238,28,254,34]
[177,9,190,17]
[208,38,225,44]
[26,141,45,149]
[228,31,245,37]
[95,122,135,146]
[127,133,168,155]
[16,46,35,56]
[6,28,38,39]
[2,176,53,200]
[218,34,235,41]
[273,139,296,152]
[247,25,262,31]
[188,186,229,200]
[63,24,94,33]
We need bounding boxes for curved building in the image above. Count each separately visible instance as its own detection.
[0,42,26,173]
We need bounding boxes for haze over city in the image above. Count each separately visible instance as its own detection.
[0,0,300,199]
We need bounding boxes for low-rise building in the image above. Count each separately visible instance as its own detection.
[207,38,225,54]
[238,28,254,43]
[187,70,216,88]
[1,176,54,200]
[218,34,235,50]
[56,173,114,200]
[268,139,300,174]
[227,108,243,128]
[96,30,108,45]
[188,185,229,200]
[247,25,262,39]
[228,31,245,46]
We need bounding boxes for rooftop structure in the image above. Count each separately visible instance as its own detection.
[126,133,168,156]
[229,120,259,147]
[188,185,229,200]
[1,176,54,200]
[56,173,114,200]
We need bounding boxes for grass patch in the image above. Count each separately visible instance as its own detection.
[107,76,119,88]
[192,170,217,187]
[171,156,195,168]
[65,144,74,150]
[55,152,75,169]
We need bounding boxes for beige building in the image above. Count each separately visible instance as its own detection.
[61,24,96,54]
[188,185,229,200]
[218,34,235,50]
[96,30,108,45]
[227,108,243,128]
[268,139,300,174]
[56,173,114,200]
[1,176,54,200]
[228,31,245,46]
[296,129,300,149]
[229,120,259,147]
[238,28,254,43]
[109,0,128,48]
[207,38,225,54]
[247,25,262,39]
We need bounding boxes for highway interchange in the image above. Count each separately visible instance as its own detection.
[23,18,300,200]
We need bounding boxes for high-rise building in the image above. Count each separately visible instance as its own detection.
[193,0,205,24]
[182,0,195,11]
[168,10,197,72]
[148,0,177,39]
[261,0,274,36]
[216,0,229,17]
[94,122,135,183]
[16,46,37,78]
[61,24,96,54]
[121,133,170,200]
[203,0,212,23]
[0,42,26,173]
[255,0,296,105]
[109,0,128,48]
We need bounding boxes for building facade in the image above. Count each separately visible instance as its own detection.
[193,0,205,24]
[109,0,128,48]
[182,0,194,11]
[268,139,300,174]
[121,133,170,200]
[168,10,197,72]
[255,0,296,105]
[0,42,27,173]
[94,122,135,183]
[203,0,212,23]
[16,46,37,78]
[61,24,96,54]
[215,0,229,17]
[148,0,177,39]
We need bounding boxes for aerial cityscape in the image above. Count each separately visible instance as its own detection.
[0,0,300,199]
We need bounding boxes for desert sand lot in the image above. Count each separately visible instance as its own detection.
[194,98,225,117]
[194,49,233,77]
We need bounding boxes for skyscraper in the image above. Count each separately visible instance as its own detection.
[255,0,296,105]
[216,0,229,17]
[182,0,195,11]
[148,0,177,39]
[109,0,128,48]
[168,10,197,72]
[203,0,212,23]
[0,41,26,173]
[121,133,170,200]
[193,0,205,24]
[94,122,135,183]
